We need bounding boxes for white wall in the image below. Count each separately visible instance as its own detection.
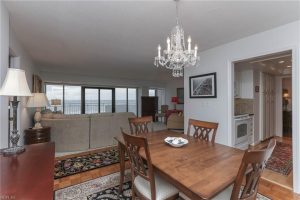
[184,21,300,192]
[9,28,37,144]
[0,1,10,148]
[0,3,37,148]
[165,78,184,110]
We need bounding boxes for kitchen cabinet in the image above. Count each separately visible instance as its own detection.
[235,70,254,99]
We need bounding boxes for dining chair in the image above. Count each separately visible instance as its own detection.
[128,116,154,135]
[187,119,219,143]
[212,139,276,200]
[122,131,179,200]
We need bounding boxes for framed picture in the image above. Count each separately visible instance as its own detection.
[177,88,184,104]
[32,74,42,93]
[189,72,217,98]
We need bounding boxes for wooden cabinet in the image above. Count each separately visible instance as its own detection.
[24,127,51,145]
[0,142,55,199]
[141,96,158,121]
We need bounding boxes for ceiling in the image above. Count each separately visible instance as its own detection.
[235,50,292,76]
[4,1,300,81]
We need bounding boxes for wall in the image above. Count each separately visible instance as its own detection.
[184,20,300,192]
[0,1,10,148]
[9,28,37,144]
[165,78,184,110]
[0,3,37,148]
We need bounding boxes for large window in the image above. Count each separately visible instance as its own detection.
[128,88,137,115]
[64,86,81,114]
[45,83,137,115]
[45,84,63,112]
[115,88,127,112]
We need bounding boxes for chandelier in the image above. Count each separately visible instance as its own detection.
[154,0,199,77]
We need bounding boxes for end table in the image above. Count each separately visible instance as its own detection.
[24,126,51,145]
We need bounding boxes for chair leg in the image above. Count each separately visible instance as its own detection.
[132,188,136,200]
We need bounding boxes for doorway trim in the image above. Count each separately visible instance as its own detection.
[227,46,300,193]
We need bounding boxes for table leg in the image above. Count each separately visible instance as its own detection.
[118,141,126,195]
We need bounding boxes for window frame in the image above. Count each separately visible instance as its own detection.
[44,82,138,115]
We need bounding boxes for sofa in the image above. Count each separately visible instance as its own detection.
[41,112,135,152]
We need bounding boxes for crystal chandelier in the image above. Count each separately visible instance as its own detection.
[154,0,199,77]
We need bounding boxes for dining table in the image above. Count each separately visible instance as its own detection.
[115,130,245,200]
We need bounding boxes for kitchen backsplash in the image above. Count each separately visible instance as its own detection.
[235,98,254,115]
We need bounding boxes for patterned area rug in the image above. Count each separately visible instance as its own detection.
[55,172,271,200]
[55,148,123,179]
[266,142,292,176]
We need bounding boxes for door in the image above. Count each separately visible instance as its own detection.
[83,87,114,114]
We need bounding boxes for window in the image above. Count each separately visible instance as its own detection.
[149,89,156,97]
[85,88,99,114]
[64,86,81,114]
[45,83,138,115]
[128,88,137,115]
[46,84,63,112]
[115,88,127,112]
[100,89,112,113]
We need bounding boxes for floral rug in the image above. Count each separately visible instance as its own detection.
[55,172,271,200]
[55,148,124,179]
[266,142,293,176]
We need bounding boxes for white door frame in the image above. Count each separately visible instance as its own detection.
[227,47,300,193]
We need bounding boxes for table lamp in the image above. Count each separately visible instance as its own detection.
[27,93,49,129]
[51,99,61,113]
[171,96,178,110]
[0,68,32,156]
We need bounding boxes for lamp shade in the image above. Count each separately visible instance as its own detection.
[51,99,61,106]
[171,96,178,103]
[27,93,49,108]
[0,68,32,96]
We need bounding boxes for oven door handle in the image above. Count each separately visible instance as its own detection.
[234,118,251,121]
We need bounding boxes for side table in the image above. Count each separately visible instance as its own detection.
[24,126,51,145]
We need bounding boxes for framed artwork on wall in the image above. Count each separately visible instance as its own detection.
[32,74,43,93]
[189,72,217,98]
[177,88,184,104]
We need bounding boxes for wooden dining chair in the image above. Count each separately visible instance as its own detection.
[128,116,154,135]
[212,139,276,200]
[122,131,179,200]
[187,119,219,143]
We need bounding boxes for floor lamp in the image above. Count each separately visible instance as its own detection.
[0,68,32,156]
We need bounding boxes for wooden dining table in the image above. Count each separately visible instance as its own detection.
[115,130,244,200]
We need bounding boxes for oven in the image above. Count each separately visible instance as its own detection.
[234,115,252,147]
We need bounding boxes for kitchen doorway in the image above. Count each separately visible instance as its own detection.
[233,50,293,190]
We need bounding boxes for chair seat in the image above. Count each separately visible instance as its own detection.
[134,173,178,200]
[212,185,233,200]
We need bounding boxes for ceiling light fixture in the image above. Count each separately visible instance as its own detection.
[154,0,199,77]
[287,65,292,68]
[278,60,285,64]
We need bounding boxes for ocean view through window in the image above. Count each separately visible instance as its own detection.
[45,84,137,115]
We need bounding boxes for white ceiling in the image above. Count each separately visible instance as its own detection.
[4,1,300,81]
[235,50,292,76]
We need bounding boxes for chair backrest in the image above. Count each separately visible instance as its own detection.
[122,131,156,199]
[231,139,276,200]
[128,116,154,135]
[161,105,169,113]
[187,119,219,143]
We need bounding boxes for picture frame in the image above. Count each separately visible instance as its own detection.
[177,88,184,104]
[32,74,43,93]
[189,72,217,98]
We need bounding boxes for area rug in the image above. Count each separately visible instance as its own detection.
[55,172,271,200]
[55,148,124,179]
[266,142,292,176]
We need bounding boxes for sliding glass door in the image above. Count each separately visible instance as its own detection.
[83,87,114,114]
